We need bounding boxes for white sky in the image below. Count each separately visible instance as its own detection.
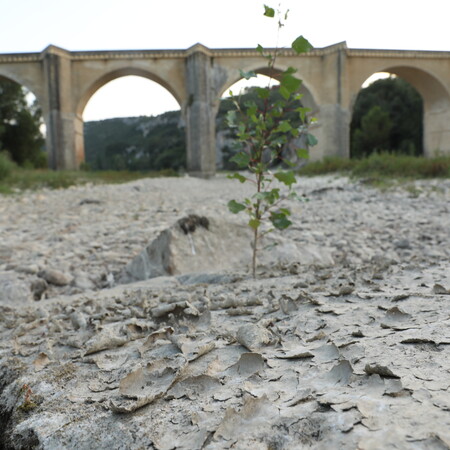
[1,0,448,121]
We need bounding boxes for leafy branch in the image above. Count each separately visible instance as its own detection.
[227,4,317,278]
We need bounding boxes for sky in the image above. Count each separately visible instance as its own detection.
[1,0,449,121]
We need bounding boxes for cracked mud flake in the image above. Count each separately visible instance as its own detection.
[139,326,174,356]
[151,300,200,319]
[83,325,129,355]
[357,427,411,450]
[213,395,278,443]
[331,408,361,433]
[364,363,401,378]
[33,352,51,371]
[153,428,210,450]
[225,352,265,377]
[357,398,391,431]
[166,374,221,400]
[235,323,277,351]
[316,360,354,388]
[312,343,340,362]
[88,371,120,393]
[433,283,450,294]
[380,306,415,330]
[169,333,216,361]
[431,391,450,411]
[92,351,129,371]
[109,353,187,413]
[275,343,315,359]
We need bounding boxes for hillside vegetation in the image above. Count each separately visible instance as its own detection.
[83,86,303,172]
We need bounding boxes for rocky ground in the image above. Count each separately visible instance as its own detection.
[0,174,449,449]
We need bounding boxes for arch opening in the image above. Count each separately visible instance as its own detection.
[350,72,424,158]
[80,75,185,172]
[0,75,46,168]
[216,72,316,170]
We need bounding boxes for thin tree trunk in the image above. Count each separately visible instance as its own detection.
[252,226,258,278]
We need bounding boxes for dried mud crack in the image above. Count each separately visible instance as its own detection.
[0,174,449,449]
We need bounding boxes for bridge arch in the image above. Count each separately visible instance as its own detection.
[217,65,319,114]
[0,71,47,117]
[73,69,184,169]
[349,65,450,111]
[76,67,183,118]
[0,74,46,166]
[349,65,450,156]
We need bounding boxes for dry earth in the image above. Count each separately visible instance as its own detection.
[0,174,449,449]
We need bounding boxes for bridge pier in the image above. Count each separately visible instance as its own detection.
[314,104,351,160]
[185,46,216,178]
[424,106,450,157]
[42,46,84,170]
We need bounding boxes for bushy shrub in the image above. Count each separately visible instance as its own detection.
[0,151,16,181]
[299,152,450,179]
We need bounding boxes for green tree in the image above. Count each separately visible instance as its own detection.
[0,78,46,167]
[351,77,423,158]
[227,4,316,278]
[352,105,392,157]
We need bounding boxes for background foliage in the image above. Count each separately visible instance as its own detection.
[0,78,46,168]
[351,77,423,158]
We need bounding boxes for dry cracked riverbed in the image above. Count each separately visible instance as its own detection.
[0,174,449,449]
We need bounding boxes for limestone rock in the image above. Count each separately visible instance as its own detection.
[0,271,31,304]
[38,268,72,286]
[119,215,252,283]
[30,278,48,300]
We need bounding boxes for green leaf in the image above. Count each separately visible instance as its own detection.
[274,170,296,187]
[292,36,313,54]
[279,85,290,100]
[228,200,246,214]
[254,188,280,204]
[296,148,309,159]
[270,212,292,230]
[283,158,297,168]
[249,218,261,229]
[276,121,292,133]
[245,102,258,117]
[295,106,311,122]
[263,5,275,17]
[306,133,318,147]
[281,74,302,95]
[284,66,297,75]
[230,151,251,168]
[227,173,247,183]
[256,44,264,54]
[239,69,257,80]
[279,207,291,216]
[256,87,270,100]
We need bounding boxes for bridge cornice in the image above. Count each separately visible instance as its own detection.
[0,53,40,63]
[347,48,450,59]
[2,42,450,63]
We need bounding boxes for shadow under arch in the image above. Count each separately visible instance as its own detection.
[350,65,450,157]
[350,66,450,113]
[76,67,182,118]
[0,72,47,117]
[0,72,47,134]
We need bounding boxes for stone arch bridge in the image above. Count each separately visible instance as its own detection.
[1,42,450,177]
